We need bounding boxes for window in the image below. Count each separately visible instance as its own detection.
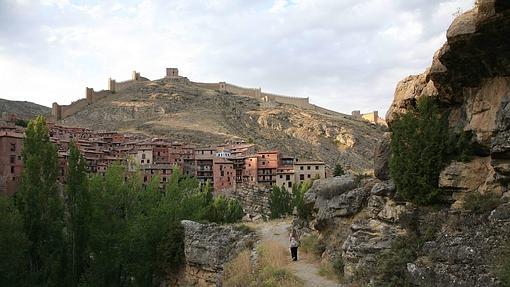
[262,155,265,158]
[307,174,311,178]
[279,175,283,179]
[11,166,15,173]
[315,166,319,170]
[10,155,15,164]
[300,174,304,180]
[307,166,311,170]
[262,162,265,165]
[300,166,304,170]
[288,182,292,188]
[144,176,147,182]
[10,143,16,152]
[142,153,146,159]
[147,160,150,163]
[141,159,144,163]
[286,175,290,180]
[221,171,225,176]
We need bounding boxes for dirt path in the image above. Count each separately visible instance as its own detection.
[255,220,344,287]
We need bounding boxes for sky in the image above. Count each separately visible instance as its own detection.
[0,0,474,116]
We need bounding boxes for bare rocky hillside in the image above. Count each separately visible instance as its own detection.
[60,77,385,171]
[0,98,50,119]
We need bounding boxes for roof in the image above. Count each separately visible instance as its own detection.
[294,161,325,165]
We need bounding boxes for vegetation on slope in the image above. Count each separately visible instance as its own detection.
[0,116,244,287]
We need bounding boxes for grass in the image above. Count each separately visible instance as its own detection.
[223,240,304,287]
[318,257,344,282]
[300,234,326,259]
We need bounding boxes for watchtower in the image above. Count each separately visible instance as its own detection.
[351,110,361,118]
[132,70,140,81]
[166,68,179,78]
[219,82,227,91]
[108,78,116,92]
[86,87,94,104]
[52,103,62,120]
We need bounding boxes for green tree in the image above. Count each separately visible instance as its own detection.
[333,164,345,177]
[292,181,313,220]
[269,186,293,219]
[389,97,449,205]
[15,116,67,286]
[208,196,244,224]
[65,142,91,286]
[0,196,29,286]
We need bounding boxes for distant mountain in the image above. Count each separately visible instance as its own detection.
[0,98,50,119]
[58,77,385,172]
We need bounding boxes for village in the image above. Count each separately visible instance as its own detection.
[0,115,327,196]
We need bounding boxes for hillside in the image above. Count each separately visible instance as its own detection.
[0,98,50,119]
[59,77,385,171]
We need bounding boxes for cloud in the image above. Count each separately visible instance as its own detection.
[0,0,475,116]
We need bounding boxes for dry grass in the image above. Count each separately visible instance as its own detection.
[223,250,254,287]
[257,240,289,268]
[223,240,304,287]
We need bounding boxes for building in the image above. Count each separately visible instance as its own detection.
[0,126,23,196]
[294,161,326,184]
[212,158,236,191]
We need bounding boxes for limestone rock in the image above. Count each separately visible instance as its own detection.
[370,180,395,196]
[439,158,491,191]
[304,175,357,204]
[181,220,256,286]
[374,132,391,180]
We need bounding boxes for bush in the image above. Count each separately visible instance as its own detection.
[269,186,293,219]
[300,234,326,258]
[463,192,501,214]
[372,234,418,287]
[292,181,313,221]
[389,97,449,205]
[318,256,344,282]
[209,196,244,223]
[334,164,345,176]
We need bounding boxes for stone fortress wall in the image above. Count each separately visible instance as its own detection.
[351,110,387,126]
[52,70,147,120]
[51,67,349,121]
[194,80,312,109]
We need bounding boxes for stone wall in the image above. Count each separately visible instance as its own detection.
[262,92,311,108]
[226,184,270,217]
[193,82,221,90]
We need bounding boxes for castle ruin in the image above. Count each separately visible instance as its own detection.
[51,67,322,121]
[351,110,387,126]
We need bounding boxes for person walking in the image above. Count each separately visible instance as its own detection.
[289,230,299,261]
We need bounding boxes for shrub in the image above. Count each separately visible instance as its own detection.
[389,97,449,205]
[269,186,293,219]
[209,196,244,223]
[499,246,510,287]
[463,192,501,214]
[334,164,345,176]
[300,234,326,258]
[292,181,313,220]
[372,234,418,287]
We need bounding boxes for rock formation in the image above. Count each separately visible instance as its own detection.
[179,220,256,287]
[296,2,510,286]
[386,0,510,198]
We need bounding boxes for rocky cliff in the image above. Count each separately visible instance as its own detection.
[386,0,510,197]
[58,77,384,171]
[297,1,510,286]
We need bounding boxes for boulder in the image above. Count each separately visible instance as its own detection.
[374,132,391,180]
[370,180,395,196]
[181,220,256,286]
[304,175,357,204]
[439,158,491,191]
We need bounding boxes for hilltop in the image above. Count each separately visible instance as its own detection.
[54,71,385,171]
[0,98,50,119]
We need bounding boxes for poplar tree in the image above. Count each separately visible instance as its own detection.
[15,116,66,286]
[65,142,91,286]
